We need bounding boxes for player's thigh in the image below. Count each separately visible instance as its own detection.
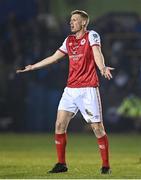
[58,88,78,114]
[55,110,74,132]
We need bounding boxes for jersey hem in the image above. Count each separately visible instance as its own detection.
[66,84,99,88]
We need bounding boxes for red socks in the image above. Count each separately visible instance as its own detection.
[97,134,110,167]
[55,133,109,167]
[55,133,67,164]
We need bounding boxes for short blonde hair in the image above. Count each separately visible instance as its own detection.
[71,10,89,27]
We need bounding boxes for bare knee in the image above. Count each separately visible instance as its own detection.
[55,110,74,134]
[55,121,67,134]
[91,122,106,138]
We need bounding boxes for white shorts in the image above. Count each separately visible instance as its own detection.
[58,87,103,123]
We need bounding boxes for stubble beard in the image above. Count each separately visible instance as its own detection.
[71,26,83,34]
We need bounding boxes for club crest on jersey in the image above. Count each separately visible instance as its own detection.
[80,38,86,45]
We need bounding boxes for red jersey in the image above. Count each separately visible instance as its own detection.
[59,30,101,88]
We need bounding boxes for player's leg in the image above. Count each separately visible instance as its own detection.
[89,88,110,174]
[48,110,74,173]
[55,110,74,134]
[91,122,111,174]
[55,110,74,164]
[76,87,111,174]
[49,87,78,173]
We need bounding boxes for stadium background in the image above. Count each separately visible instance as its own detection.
[0,0,141,178]
[0,0,141,133]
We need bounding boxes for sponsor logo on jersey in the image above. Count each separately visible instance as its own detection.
[80,38,86,45]
[73,45,79,50]
[69,54,83,61]
[72,51,77,55]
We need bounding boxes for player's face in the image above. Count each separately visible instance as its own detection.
[70,14,86,33]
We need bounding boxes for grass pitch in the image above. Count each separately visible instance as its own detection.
[0,133,141,179]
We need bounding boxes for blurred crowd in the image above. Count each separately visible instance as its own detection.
[0,2,141,132]
[93,12,141,132]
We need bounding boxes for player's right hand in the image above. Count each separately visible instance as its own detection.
[16,65,33,73]
[100,66,115,80]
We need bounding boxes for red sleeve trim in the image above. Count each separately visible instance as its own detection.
[58,49,67,55]
[91,44,101,47]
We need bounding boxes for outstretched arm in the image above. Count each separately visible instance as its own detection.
[16,50,65,73]
[92,46,114,80]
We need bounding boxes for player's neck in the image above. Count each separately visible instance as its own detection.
[75,29,87,39]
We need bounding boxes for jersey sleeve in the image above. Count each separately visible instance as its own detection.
[88,30,101,47]
[58,37,68,54]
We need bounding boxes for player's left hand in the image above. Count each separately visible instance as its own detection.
[101,66,115,80]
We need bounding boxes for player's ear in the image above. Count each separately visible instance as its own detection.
[82,21,85,26]
[82,20,86,26]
